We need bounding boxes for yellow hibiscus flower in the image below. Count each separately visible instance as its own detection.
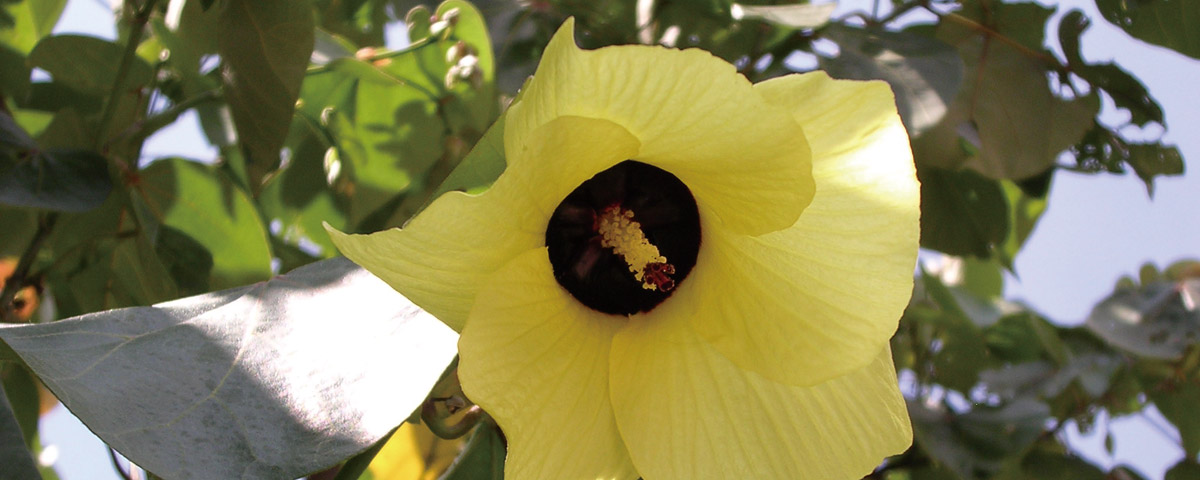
[328,18,919,480]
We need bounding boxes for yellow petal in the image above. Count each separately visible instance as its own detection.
[367,422,462,480]
[685,72,920,386]
[458,249,638,480]
[327,116,639,331]
[505,19,814,236]
[610,315,912,480]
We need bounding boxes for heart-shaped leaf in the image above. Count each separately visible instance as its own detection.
[0,258,458,480]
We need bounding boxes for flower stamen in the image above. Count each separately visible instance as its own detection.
[595,205,677,291]
[546,160,700,315]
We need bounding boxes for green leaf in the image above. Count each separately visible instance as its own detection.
[957,398,1049,458]
[0,376,40,480]
[23,83,102,115]
[0,149,113,212]
[39,188,190,317]
[1149,380,1200,457]
[0,206,36,256]
[820,24,964,136]
[730,2,836,29]
[307,0,498,230]
[428,112,505,200]
[909,398,1050,479]
[440,423,506,480]
[153,224,214,296]
[916,2,1099,180]
[919,269,993,391]
[1069,123,1182,195]
[259,116,348,264]
[28,35,153,96]
[137,158,273,290]
[0,109,35,153]
[1096,0,1200,60]
[998,178,1048,264]
[311,28,356,66]
[1125,142,1184,193]
[334,78,443,226]
[1166,460,1200,480]
[917,165,1009,258]
[1087,278,1200,359]
[0,43,29,101]
[0,0,67,53]
[217,0,315,177]
[0,258,459,480]
[984,314,1048,364]
[1058,10,1164,126]
[1017,450,1106,480]
[1,365,38,448]
[154,0,220,79]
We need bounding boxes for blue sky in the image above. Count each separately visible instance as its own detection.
[35,0,1200,478]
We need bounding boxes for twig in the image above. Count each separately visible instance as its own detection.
[0,213,57,323]
[108,89,223,149]
[93,0,159,150]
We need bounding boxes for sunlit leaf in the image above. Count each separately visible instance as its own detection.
[820,24,964,136]
[730,2,836,29]
[0,258,459,480]
[0,0,68,53]
[304,0,497,230]
[1095,0,1200,60]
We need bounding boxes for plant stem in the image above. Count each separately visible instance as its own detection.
[0,213,57,323]
[111,89,222,148]
[93,0,159,151]
[305,35,437,75]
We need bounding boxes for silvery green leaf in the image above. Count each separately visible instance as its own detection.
[820,24,964,136]
[1087,279,1200,360]
[0,258,458,479]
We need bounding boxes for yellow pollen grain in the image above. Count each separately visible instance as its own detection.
[596,205,669,290]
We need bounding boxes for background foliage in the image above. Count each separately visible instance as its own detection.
[0,0,1197,478]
